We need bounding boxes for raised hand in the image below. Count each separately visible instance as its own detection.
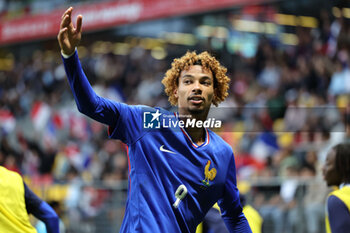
[57,7,83,55]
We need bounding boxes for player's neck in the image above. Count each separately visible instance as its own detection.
[185,127,206,145]
[178,110,208,145]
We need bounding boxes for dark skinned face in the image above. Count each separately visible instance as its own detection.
[175,65,214,116]
[323,149,342,186]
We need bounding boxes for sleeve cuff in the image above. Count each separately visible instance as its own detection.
[61,48,77,59]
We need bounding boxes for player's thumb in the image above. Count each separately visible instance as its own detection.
[57,27,68,45]
[58,28,74,55]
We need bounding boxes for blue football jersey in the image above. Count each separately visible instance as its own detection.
[108,105,243,233]
[62,51,251,233]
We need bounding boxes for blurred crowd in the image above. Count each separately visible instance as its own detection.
[1,3,350,232]
[0,0,99,19]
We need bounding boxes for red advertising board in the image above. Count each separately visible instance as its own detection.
[0,0,271,45]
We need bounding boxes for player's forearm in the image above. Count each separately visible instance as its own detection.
[222,212,252,233]
[62,50,99,114]
[36,202,60,233]
[62,51,119,126]
[24,182,59,233]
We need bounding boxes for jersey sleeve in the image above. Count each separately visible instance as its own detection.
[24,182,59,233]
[217,154,252,233]
[62,50,144,144]
[107,103,145,144]
[327,195,350,233]
[24,182,42,214]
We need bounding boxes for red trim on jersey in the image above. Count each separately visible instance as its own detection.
[126,145,131,195]
[180,127,198,148]
[107,126,112,136]
[126,145,131,174]
[174,112,210,148]
[205,128,210,146]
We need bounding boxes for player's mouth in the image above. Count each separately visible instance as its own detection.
[188,96,204,105]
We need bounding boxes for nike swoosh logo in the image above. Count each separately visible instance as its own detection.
[160,145,176,154]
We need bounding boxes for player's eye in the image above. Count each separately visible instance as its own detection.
[200,80,211,86]
[184,79,192,84]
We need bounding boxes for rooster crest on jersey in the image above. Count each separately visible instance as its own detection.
[201,160,217,187]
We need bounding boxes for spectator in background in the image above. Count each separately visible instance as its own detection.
[0,165,59,233]
[323,143,350,233]
[279,166,300,233]
[301,165,327,233]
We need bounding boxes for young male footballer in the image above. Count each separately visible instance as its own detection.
[58,7,252,233]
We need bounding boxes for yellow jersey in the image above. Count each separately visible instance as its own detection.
[325,186,350,233]
[196,203,262,233]
[0,166,37,233]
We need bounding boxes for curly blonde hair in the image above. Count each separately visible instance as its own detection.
[162,51,230,106]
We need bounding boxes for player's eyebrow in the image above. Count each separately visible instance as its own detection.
[181,74,194,79]
[181,75,212,80]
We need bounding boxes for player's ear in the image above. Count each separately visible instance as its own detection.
[211,91,217,106]
[174,88,178,98]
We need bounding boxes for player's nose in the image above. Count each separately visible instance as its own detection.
[191,81,202,94]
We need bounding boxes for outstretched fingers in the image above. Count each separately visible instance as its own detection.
[58,7,82,55]
[60,14,71,30]
[75,15,83,34]
[61,7,73,20]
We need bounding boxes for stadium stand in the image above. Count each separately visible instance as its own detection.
[0,0,350,232]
